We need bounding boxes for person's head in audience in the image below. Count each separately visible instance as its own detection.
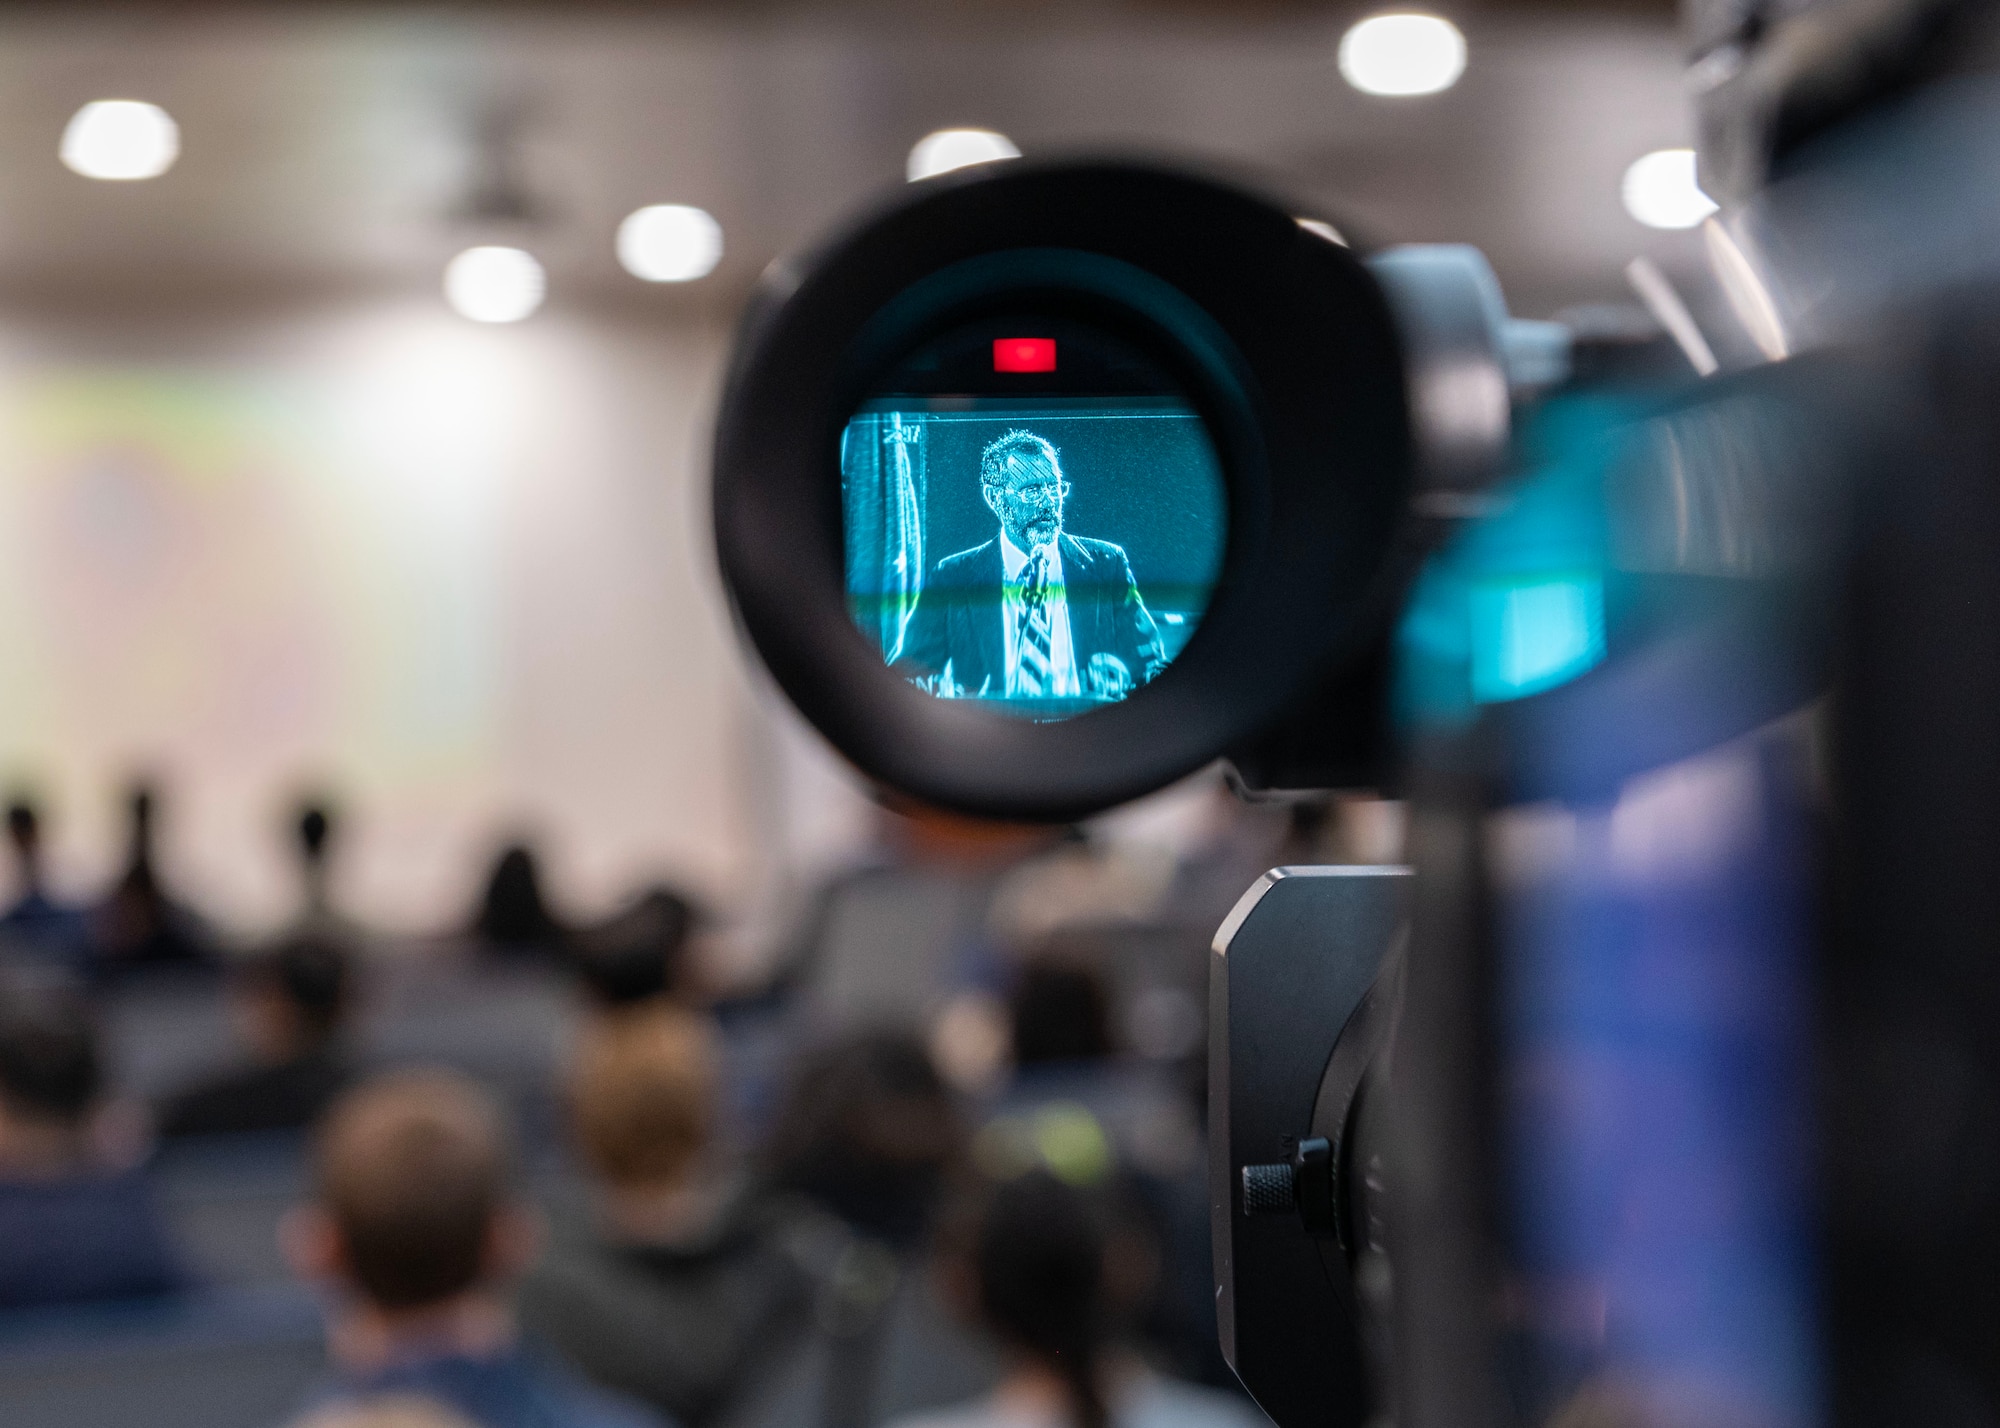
[6,798,45,893]
[296,798,338,902]
[764,1030,962,1248]
[472,843,562,950]
[0,981,183,1306]
[125,783,158,868]
[1010,958,1114,1067]
[288,1071,537,1366]
[568,1003,718,1239]
[98,778,217,971]
[947,1171,1157,1428]
[0,988,103,1176]
[572,886,698,1008]
[237,936,352,1066]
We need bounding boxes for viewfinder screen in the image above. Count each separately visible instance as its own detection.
[841,318,1227,721]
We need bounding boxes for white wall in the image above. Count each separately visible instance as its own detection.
[0,295,870,941]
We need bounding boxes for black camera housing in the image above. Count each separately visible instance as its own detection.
[1209,866,1407,1428]
[713,159,1414,821]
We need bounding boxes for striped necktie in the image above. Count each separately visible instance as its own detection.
[1017,545,1054,696]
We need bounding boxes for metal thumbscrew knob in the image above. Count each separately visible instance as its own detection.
[1239,1137,1337,1237]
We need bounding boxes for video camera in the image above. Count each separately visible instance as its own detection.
[711,148,1963,1428]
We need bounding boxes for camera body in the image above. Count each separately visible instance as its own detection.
[711,124,2000,1425]
[1209,866,1405,1428]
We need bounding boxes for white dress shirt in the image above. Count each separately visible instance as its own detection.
[999,529,1079,697]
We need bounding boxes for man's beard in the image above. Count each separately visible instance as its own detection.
[1023,514,1060,547]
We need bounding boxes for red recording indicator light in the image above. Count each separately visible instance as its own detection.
[993,337,1057,373]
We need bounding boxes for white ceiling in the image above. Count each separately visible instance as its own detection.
[0,6,1705,319]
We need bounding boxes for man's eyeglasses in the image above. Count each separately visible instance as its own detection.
[1003,479,1069,507]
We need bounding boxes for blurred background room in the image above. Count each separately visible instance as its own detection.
[0,1,1707,1425]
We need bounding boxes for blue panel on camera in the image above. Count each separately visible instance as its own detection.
[1470,574,1607,702]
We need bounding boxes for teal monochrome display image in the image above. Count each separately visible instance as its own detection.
[842,397,1227,720]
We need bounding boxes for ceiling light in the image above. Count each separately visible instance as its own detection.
[444,246,545,323]
[61,100,179,181]
[1621,149,1719,230]
[907,128,1020,183]
[617,204,724,283]
[1338,14,1467,97]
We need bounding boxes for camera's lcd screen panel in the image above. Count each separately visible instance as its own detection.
[841,395,1226,721]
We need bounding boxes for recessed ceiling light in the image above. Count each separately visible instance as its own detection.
[1338,14,1467,97]
[61,100,179,181]
[1621,148,1719,230]
[617,205,724,283]
[907,128,1021,183]
[444,246,546,323]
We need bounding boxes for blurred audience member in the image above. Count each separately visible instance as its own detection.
[765,1031,961,1249]
[991,953,1198,1181]
[159,935,357,1139]
[0,796,91,973]
[95,782,213,975]
[291,795,370,946]
[0,987,183,1307]
[722,1032,999,1428]
[982,951,1210,1385]
[1009,961,1113,1066]
[286,1071,663,1428]
[772,802,1053,1035]
[570,886,698,1008]
[888,1172,1258,1428]
[471,844,566,958]
[520,1004,809,1426]
[299,800,336,918]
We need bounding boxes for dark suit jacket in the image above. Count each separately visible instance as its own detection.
[893,532,1165,699]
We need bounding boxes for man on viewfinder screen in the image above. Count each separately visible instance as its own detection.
[892,429,1164,703]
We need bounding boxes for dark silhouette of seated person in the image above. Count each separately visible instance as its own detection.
[0,798,91,973]
[724,1033,1000,1428]
[885,1172,1259,1428]
[285,1071,664,1428]
[470,844,566,959]
[1010,960,1115,1069]
[570,887,698,1009]
[0,989,183,1308]
[291,796,370,947]
[988,953,1216,1385]
[94,784,212,975]
[893,430,1164,703]
[765,1031,961,1252]
[300,801,336,921]
[764,800,1057,1037]
[159,936,357,1139]
[519,1004,808,1427]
